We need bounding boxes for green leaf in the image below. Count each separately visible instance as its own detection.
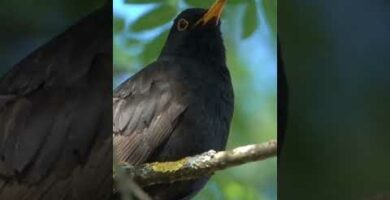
[185,0,246,8]
[242,1,258,39]
[125,0,161,4]
[113,44,132,72]
[262,0,277,35]
[184,0,215,8]
[229,0,248,4]
[124,39,141,49]
[131,5,177,32]
[113,17,125,33]
[141,30,170,63]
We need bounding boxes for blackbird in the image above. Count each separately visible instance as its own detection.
[113,0,234,199]
[0,3,113,200]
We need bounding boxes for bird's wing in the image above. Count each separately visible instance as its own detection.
[0,52,111,181]
[113,61,188,164]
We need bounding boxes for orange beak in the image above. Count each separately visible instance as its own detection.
[195,0,226,26]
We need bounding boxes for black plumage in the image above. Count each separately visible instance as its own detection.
[0,4,112,200]
[113,0,234,199]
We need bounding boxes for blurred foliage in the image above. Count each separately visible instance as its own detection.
[131,5,177,32]
[278,0,390,199]
[114,0,277,199]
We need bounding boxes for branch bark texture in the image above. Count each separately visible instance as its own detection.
[119,139,277,187]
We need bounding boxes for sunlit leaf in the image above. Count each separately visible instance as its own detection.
[242,1,258,39]
[125,38,140,48]
[229,0,249,4]
[113,42,133,72]
[131,5,176,32]
[113,17,125,32]
[141,30,169,63]
[125,0,161,4]
[263,0,276,34]
[185,0,246,8]
[184,0,215,8]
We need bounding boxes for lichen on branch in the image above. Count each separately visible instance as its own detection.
[117,139,277,187]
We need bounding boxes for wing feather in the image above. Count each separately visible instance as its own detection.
[113,61,188,165]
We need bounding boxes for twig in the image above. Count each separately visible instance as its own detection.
[117,139,277,187]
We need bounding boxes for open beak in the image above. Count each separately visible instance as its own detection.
[195,0,226,26]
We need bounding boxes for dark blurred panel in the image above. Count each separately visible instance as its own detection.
[0,1,113,199]
[279,0,390,199]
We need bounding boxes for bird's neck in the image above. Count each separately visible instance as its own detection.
[160,50,226,69]
[159,37,226,68]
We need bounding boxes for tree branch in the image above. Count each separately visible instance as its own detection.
[117,139,277,187]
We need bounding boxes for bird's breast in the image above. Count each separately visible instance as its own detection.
[149,71,234,162]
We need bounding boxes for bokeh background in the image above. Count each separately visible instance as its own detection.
[114,0,277,199]
[279,0,390,199]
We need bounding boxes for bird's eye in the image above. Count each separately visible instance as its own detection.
[177,18,189,31]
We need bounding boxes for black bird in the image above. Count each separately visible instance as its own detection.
[113,0,234,199]
[0,4,112,200]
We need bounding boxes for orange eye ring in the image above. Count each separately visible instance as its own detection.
[177,18,189,31]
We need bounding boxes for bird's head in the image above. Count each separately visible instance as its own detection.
[159,0,226,65]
